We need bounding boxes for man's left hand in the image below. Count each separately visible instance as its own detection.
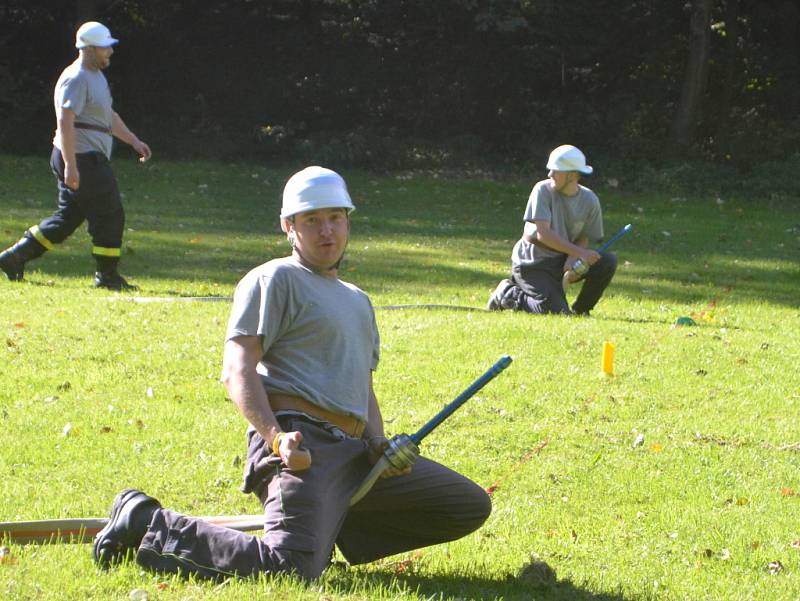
[132,139,152,162]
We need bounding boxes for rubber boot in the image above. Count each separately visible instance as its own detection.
[93,254,138,291]
[0,233,48,281]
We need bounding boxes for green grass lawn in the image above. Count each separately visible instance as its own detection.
[1,154,799,600]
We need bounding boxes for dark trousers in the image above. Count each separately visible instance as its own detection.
[37,147,124,250]
[512,251,618,314]
[136,415,491,581]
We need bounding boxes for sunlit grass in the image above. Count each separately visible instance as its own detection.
[1,155,799,600]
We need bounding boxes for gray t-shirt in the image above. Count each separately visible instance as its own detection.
[226,256,380,422]
[52,59,114,158]
[512,180,604,268]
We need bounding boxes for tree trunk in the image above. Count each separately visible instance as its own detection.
[714,0,740,153]
[670,0,714,150]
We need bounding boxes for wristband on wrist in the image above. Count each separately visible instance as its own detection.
[272,432,285,456]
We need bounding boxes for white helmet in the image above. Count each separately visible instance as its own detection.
[75,22,118,49]
[546,144,593,175]
[280,166,355,219]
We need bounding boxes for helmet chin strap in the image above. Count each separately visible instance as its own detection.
[290,237,349,274]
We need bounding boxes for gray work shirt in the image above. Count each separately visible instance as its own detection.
[53,59,114,159]
[226,256,380,422]
[512,180,604,268]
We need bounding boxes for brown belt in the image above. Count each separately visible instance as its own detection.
[269,393,365,438]
[75,122,112,135]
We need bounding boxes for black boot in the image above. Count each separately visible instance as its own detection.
[93,254,138,291]
[0,233,48,281]
[93,489,161,568]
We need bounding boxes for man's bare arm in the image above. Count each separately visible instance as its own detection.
[362,372,411,478]
[111,111,152,161]
[57,108,79,190]
[524,220,599,266]
[221,335,310,470]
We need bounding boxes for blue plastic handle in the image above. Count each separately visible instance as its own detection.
[598,223,633,253]
[411,355,513,445]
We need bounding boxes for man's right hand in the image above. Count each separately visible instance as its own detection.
[64,163,80,190]
[276,431,312,471]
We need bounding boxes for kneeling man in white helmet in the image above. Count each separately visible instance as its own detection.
[488,145,618,316]
[92,166,491,581]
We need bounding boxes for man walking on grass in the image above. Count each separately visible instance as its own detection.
[92,166,491,580]
[0,21,151,290]
[487,144,617,316]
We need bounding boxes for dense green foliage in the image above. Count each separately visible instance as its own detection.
[1,156,799,600]
[2,1,799,174]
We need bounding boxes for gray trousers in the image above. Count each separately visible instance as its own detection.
[136,414,491,580]
[511,251,618,315]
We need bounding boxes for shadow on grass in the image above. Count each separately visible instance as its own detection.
[2,156,797,307]
[327,568,631,601]
[8,235,798,310]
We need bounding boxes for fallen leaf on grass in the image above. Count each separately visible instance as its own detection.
[768,560,784,575]
[394,559,414,575]
[702,548,731,560]
[724,497,748,507]
[13,322,24,329]
[780,487,796,497]
[100,426,113,433]
[0,546,17,565]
